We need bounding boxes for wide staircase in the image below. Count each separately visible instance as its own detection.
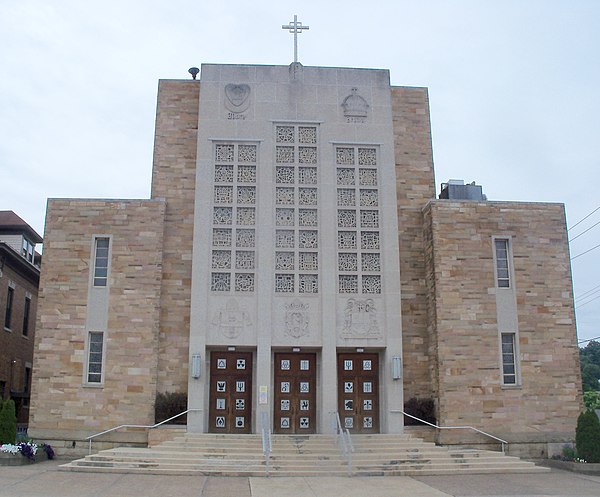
[60,433,548,476]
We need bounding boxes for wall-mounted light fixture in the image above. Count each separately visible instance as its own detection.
[191,354,202,379]
[392,356,402,380]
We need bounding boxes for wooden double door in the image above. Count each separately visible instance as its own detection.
[273,352,317,434]
[337,352,379,433]
[208,351,253,433]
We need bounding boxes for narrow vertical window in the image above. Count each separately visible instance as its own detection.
[4,287,14,329]
[93,238,110,287]
[87,331,104,383]
[22,297,31,336]
[494,239,510,288]
[24,367,31,393]
[501,333,517,385]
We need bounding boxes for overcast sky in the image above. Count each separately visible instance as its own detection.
[1,0,598,343]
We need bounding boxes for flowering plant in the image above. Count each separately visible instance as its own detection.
[0,441,38,461]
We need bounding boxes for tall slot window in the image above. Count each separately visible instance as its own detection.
[22,297,31,336]
[494,239,510,288]
[4,286,14,330]
[93,238,110,287]
[87,331,104,383]
[501,333,518,385]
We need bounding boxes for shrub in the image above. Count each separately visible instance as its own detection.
[404,397,436,425]
[583,391,600,410]
[576,410,600,463]
[155,392,187,424]
[0,400,17,444]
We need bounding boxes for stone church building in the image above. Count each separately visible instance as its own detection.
[29,61,582,456]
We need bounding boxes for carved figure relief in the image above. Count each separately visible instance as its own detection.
[342,88,369,122]
[341,298,380,338]
[224,84,251,114]
[284,299,310,338]
[212,299,252,338]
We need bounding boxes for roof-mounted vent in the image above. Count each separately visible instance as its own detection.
[439,180,486,201]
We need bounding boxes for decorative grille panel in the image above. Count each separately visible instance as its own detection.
[339,275,358,293]
[215,165,234,183]
[238,144,257,162]
[299,274,318,293]
[299,252,318,270]
[335,145,382,296]
[211,142,258,293]
[237,165,256,183]
[275,251,295,270]
[275,274,294,293]
[273,124,320,294]
[213,207,233,225]
[236,251,255,270]
[215,144,234,162]
[298,126,317,144]
[276,208,295,226]
[298,209,318,226]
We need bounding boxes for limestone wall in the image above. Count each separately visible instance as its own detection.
[150,80,199,395]
[423,200,582,451]
[391,87,436,402]
[29,199,165,441]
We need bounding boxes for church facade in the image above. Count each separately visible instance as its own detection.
[29,63,582,456]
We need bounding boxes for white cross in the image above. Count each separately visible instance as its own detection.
[282,15,309,63]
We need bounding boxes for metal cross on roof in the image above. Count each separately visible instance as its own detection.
[282,15,309,64]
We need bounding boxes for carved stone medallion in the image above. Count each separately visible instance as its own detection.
[284,299,310,338]
[224,84,251,113]
[342,87,369,122]
[212,298,251,339]
[341,298,380,338]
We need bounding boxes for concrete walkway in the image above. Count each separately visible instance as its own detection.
[1,459,600,497]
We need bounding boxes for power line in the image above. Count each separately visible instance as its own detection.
[576,293,600,309]
[571,242,600,261]
[576,283,600,301]
[569,206,600,232]
[569,219,600,242]
[579,336,600,344]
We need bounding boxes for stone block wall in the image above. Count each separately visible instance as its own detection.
[391,87,436,402]
[150,80,199,395]
[423,200,582,452]
[29,199,165,442]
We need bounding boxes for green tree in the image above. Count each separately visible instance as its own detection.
[576,410,600,463]
[584,391,600,410]
[580,341,600,391]
[0,399,17,444]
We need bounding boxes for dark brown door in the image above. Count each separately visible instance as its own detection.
[273,352,317,434]
[337,352,379,433]
[209,351,252,433]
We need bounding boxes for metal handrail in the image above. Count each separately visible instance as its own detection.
[332,411,353,475]
[260,412,272,476]
[396,410,508,453]
[85,408,202,454]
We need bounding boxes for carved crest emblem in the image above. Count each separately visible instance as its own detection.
[212,299,251,338]
[341,298,380,338]
[284,299,309,338]
[342,87,369,118]
[224,83,251,113]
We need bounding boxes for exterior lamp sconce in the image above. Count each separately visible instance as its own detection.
[191,354,202,379]
[392,356,402,380]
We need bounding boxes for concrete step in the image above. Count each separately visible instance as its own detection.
[60,433,549,476]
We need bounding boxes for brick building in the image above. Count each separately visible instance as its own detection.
[0,211,41,427]
[29,63,582,456]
